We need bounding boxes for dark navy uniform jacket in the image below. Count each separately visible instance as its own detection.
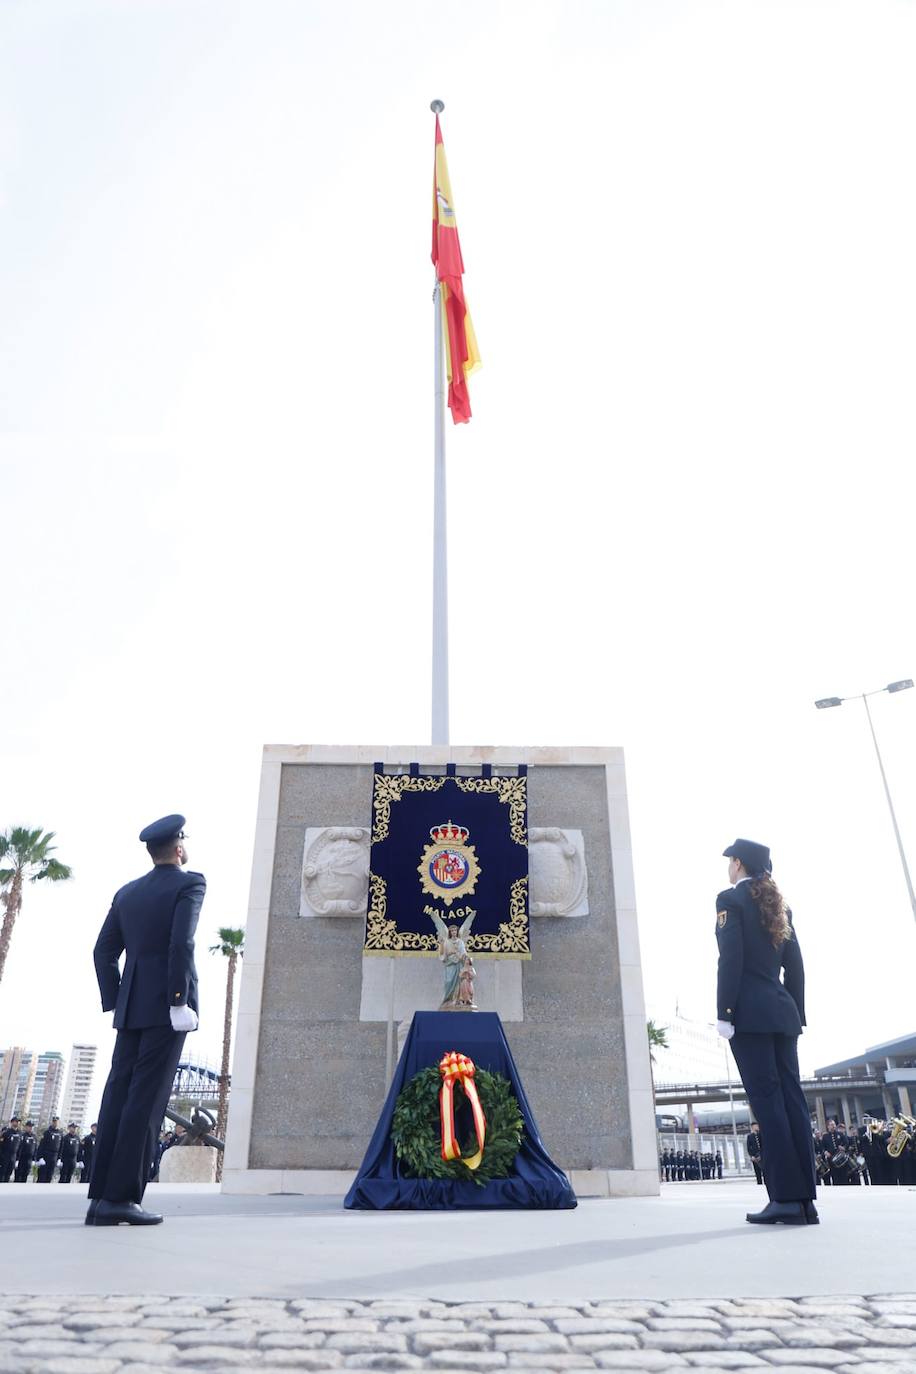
[715,880,805,1034]
[0,1126,22,1164]
[59,1131,80,1164]
[37,1126,61,1165]
[93,864,206,1030]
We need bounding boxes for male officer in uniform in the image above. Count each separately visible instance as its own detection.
[746,1122,763,1184]
[14,1122,36,1181]
[0,1117,22,1182]
[79,1123,98,1187]
[88,814,205,1226]
[36,1117,62,1181]
[58,1123,81,1183]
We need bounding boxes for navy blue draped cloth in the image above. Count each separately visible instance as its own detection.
[344,1012,577,1210]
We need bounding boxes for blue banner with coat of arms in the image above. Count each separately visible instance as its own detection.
[363,763,530,959]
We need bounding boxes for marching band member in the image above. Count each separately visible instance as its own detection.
[820,1118,851,1187]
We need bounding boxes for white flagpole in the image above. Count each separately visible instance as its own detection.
[431,99,449,747]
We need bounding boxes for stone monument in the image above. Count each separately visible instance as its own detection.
[222,745,658,1198]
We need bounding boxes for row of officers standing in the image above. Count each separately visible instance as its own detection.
[0,1117,97,1183]
[660,1149,723,1181]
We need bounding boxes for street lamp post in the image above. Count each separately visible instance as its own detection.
[815,679,916,923]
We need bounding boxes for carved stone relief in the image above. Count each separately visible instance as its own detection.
[528,827,589,918]
[300,826,587,920]
[300,827,372,918]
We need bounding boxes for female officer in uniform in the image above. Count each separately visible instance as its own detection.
[716,838,818,1225]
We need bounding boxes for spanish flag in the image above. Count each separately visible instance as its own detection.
[432,116,481,424]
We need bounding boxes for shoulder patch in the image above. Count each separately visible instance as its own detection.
[717,910,728,929]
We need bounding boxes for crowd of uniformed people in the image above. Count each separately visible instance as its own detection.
[0,1117,97,1183]
[814,1116,916,1187]
[660,1148,723,1181]
[659,1114,916,1190]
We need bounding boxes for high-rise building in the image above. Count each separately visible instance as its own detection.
[650,1012,728,1088]
[59,1044,97,1130]
[14,1050,38,1119]
[28,1051,65,1127]
[0,1047,34,1121]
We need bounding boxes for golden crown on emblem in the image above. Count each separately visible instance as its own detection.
[429,821,470,845]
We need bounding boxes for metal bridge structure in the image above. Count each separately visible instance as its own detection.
[655,1072,897,1134]
[170,1060,225,1104]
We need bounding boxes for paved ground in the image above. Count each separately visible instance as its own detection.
[3,1181,916,1372]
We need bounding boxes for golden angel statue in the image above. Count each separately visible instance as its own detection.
[430,910,476,1009]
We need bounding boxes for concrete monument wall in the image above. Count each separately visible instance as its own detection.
[223,745,658,1198]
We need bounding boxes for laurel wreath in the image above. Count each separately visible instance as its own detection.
[391,1066,524,1186]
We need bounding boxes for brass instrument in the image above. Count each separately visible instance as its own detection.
[887,1115,916,1159]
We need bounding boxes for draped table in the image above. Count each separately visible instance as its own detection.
[344,1011,577,1210]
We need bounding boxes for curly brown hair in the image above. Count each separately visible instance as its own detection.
[749,875,792,947]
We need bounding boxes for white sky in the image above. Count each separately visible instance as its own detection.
[2,0,916,1122]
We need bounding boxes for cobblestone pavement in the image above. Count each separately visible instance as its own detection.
[5,1295,916,1374]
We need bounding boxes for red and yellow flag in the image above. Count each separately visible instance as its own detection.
[432,117,481,424]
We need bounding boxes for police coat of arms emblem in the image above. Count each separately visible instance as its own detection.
[417,821,481,906]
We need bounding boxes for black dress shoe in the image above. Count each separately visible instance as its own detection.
[84,1199,99,1226]
[803,1200,820,1224]
[746,1200,807,1225]
[93,1199,163,1226]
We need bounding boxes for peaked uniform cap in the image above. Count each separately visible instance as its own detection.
[139,814,185,845]
[723,837,771,875]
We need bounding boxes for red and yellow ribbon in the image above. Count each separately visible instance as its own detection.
[438,1051,487,1170]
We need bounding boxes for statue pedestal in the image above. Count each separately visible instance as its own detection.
[159,1145,218,1183]
[222,745,658,1200]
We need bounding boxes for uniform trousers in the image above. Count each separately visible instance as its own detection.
[0,1160,14,1183]
[14,1157,32,1183]
[730,1031,816,1203]
[90,1024,186,1205]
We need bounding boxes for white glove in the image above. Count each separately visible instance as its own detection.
[36,1159,45,1166]
[76,1161,84,1171]
[717,1020,735,1040]
[170,1005,199,1032]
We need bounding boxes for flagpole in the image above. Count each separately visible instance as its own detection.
[431,98,449,747]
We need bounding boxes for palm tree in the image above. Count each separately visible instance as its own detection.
[209,926,245,1180]
[646,1019,669,1065]
[0,828,73,987]
[646,1020,669,1161]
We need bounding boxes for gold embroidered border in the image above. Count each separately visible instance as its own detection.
[481,877,530,955]
[371,774,446,844]
[365,873,438,953]
[454,775,528,846]
[364,874,531,959]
